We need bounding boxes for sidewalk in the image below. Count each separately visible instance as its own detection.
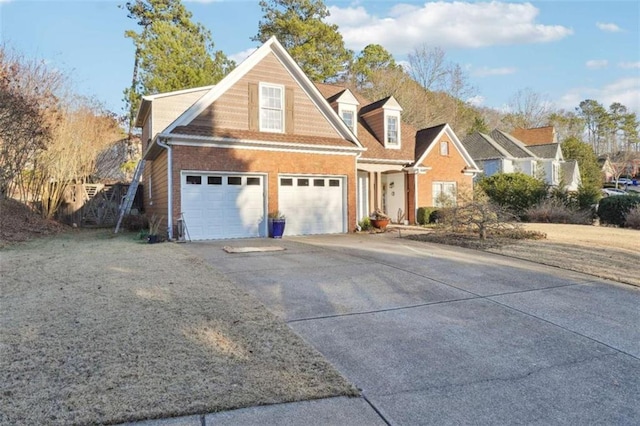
[120,396,385,426]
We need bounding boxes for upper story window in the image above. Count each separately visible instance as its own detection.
[260,83,284,133]
[341,110,355,132]
[440,141,449,156]
[386,115,399,146]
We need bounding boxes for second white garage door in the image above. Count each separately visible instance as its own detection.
[181,172,265,240]
[278,175,346,235]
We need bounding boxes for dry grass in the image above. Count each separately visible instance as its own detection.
[404,223,640,287]
[0,231,357,426]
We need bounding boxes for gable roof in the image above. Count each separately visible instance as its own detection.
[489,129,536,158]
[528,143,562,160]
[414,124,481,172]
[157,37,362,148]
[461,132,512,160]
[512,126,557,145]
[414,124,446,160]
[326,88,359,106]
[316,83,416,163]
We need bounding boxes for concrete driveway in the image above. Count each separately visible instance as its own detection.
[186,233,640,425]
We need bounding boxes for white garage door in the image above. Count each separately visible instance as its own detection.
[181,173,265,240]
[278,175,346,236]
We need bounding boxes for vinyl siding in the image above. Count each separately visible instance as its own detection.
[151,89,209,139]
[188,52,340,139]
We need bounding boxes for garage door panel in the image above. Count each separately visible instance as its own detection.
[279,176,345,236]
[181,173,265,240]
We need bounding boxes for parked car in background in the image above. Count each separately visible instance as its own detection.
[602,188,628,197]
[616,177,638,187]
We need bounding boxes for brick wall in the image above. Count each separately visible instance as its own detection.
[417,134,474,207]
[167,145,357,234]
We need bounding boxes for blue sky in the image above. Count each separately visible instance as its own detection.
[1,0,639,120]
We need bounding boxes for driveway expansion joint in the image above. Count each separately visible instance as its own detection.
[361,393,392,426]
[286,297,478,323]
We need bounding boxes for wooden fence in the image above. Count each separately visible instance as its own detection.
[56,183,142,227]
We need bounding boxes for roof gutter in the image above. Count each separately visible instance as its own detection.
[156,137,173,240]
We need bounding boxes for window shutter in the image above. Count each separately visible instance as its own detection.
[285,87,294,134]
[248,83,258,131]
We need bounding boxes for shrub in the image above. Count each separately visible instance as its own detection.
[575,184,602,210]
[122,214,149,232]
[597,195,640,226]
[429,209,450,224]
[524,199,592,224]
[478,172,547,217]
[358,217,372,231]
[417,207,435,225]
[624,205,640,229]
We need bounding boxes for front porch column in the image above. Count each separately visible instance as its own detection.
[367,171,375,214]
[375,171,383,212]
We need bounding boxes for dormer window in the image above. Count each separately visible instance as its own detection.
[341,110,355,131]
[260,83,284,133]
[385,113,400,147]
[333,90,359,136]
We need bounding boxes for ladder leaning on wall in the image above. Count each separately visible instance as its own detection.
[114,159,146,234]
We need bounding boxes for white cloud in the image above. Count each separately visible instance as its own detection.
[559,77,640,114]
[327,2,573,54]
[619,61,640,69]
[228,48,257,64]
[473,66,517,77]
[467,95,485,106]
[596,22,622,32]
[586,59,608,69]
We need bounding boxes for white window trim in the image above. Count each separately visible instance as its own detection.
[552,162,559,184]
[440,140,449,156]
[338,105,357,136]
[259,82,284,133]
[432,181,457,207]
[384,111,401,149]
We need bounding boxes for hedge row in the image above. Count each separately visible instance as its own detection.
[597,195,640,226]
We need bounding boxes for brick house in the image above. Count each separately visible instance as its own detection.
[316,84,481,223]
[135,37,480,240]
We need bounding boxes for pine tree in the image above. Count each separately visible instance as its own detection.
[253,0,352,82]
[123,0,234,132]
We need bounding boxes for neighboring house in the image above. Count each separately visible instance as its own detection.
[462,129,581,191]
[135,37,480,240]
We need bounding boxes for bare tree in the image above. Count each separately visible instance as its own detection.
[37,98,123,218]
[407,44,448,91]
[1,45,124,218]
[502,87,554,130]
[0,46,63,199]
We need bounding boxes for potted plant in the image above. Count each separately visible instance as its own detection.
[268,211,286,238]
[147,214,163,243]
[369,209,390,230]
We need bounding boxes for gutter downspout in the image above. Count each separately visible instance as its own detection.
[157,137,173,240]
